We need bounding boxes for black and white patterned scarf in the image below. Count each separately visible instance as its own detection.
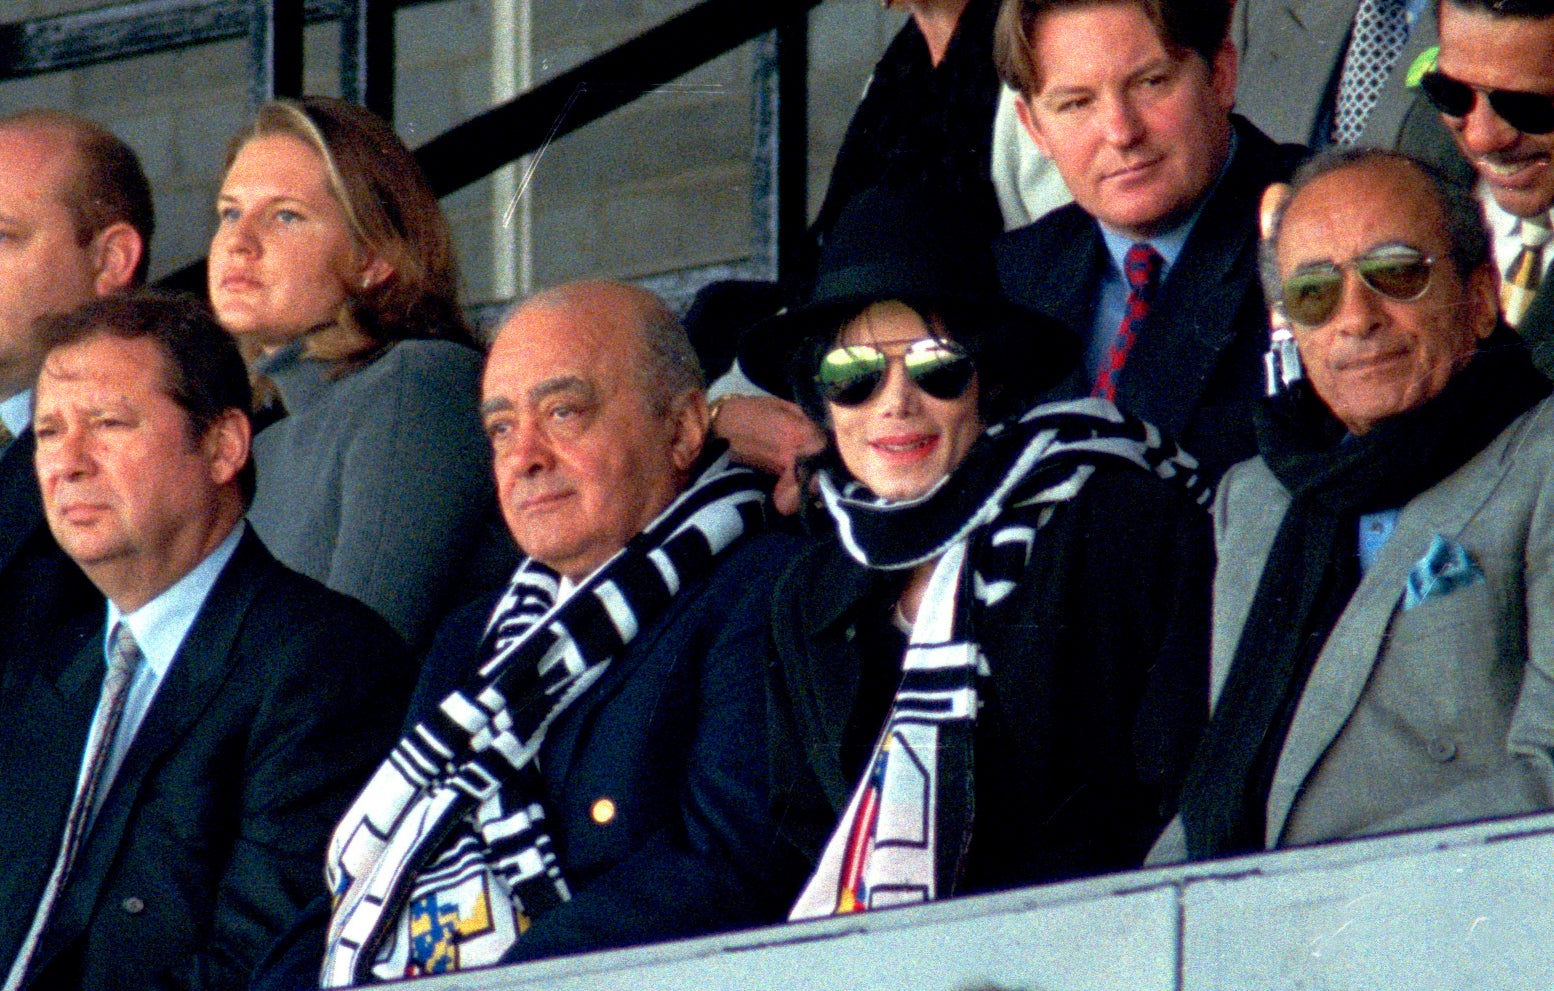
[322,453,767,985]
[791,398,1207,917]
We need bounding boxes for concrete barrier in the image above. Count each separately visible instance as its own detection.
[401,810,1554,991]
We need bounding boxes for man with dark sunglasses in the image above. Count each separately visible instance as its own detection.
[1430,0,1554,371]
[1149,147,1554,864]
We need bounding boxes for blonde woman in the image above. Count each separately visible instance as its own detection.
[209,97,511,649]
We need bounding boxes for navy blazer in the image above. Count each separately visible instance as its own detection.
[0,429,41,572]
[0,529,412,991]
[255,529,803,987]
[994,117,1306,484]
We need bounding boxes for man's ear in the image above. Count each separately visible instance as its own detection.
[1210,38,1239,111]
[668,389,709,475]
[1468,263,1501,340]
[202,407,253,488]
[1014,93,1053,158]
[91,221,143,295]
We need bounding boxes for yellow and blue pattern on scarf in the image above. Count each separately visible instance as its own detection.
[405,876,498,976]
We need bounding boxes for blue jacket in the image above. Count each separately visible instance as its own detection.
[254,529,803,986]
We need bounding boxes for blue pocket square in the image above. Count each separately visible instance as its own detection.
[1403,534,1484,611]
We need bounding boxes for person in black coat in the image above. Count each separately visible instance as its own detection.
[813,0,1005,257]
[741,187,1212,916]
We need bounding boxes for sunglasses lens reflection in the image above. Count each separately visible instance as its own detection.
[818,346,887,406]
[1282,249,1434,327]
[817,341,975,407]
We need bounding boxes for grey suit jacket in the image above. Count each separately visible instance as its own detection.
[1234,0,1470,183]
[1155,395,1554,863]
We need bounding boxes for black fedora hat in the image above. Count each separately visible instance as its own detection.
[739,185,1079,413]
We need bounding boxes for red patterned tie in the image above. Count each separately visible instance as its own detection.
[1092,243,1163,401]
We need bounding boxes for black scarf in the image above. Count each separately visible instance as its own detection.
[1179,337,1551,859]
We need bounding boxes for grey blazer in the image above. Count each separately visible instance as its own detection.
[1233,0,1469,182]
[1154,396,1554,860]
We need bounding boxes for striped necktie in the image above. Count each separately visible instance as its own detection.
[1332,0,1411,146]
[1092,243,1163,402]
[1503,214,1552,328]
[4,625,144,991]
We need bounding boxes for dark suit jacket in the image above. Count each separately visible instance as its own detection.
[0,528,412,991]
[0,428,41,571]
[994,117,1305,484]
[1517,289,1554,381]
[254,530,803,988]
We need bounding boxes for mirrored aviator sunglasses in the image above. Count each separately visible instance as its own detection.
[1280,245,1435,328]
[815,338,975,407]
[1420,70,1554,135]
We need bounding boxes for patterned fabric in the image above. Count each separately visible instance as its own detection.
[321,453,766,986]
[4,626,143,991]
[1332,0,1411,146]
[1092,244,1163,402]
[791,399,1208,918]
[1502,213,1551,328]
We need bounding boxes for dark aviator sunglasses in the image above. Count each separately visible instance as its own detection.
[815,338,976,407]
[1419,70,1554,136]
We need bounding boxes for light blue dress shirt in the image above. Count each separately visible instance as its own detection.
[1087,132,1240,381]
[80,521,246,817]
[1358,508,1400,575]
[0,389,32,441]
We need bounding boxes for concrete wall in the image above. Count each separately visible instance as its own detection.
[0,0,906,308]
[400,810,1554,991]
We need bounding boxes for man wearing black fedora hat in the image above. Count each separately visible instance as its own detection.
[742,186,1214,914]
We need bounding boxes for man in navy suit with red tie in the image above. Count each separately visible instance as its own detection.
[993,0,1305,482]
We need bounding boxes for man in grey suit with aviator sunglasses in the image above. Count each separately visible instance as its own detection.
[1151,147,1554,864]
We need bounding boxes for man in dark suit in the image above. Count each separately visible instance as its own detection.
[0,291,411,991]
[0,110,151,610]
[991,0,1304,482]
[253,281,796,988]
[1427,0,1554,376]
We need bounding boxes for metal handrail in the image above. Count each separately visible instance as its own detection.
[0,0,820,291]
[411,0,820,198]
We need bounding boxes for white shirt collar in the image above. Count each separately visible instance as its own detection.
[104,522,246,679]
[1481,186,1554,276]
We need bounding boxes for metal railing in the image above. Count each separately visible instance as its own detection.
[0,0,822,293]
